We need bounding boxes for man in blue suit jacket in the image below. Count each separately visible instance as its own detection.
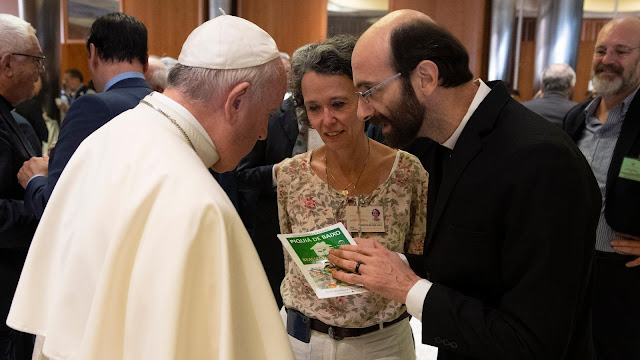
[17,12,152,218]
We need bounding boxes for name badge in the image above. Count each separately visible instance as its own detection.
[619,157,640,182]
[345,205,385,233]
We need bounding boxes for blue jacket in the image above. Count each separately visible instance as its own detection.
[25,77,151,218]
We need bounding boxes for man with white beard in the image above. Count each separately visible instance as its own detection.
[563,16,640,359]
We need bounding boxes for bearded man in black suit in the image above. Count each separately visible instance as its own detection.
[330,9,601,360]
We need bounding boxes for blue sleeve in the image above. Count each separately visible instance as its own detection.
[24,95,111,219]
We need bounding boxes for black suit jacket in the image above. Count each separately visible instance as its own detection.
[407,81,600,359]
[0,95,37,248]
[237,97,298,194]
[236,97,298,232]
[24,77,151,218]
[0,95,37,348]
[15,98,47,142]
[564,91,640,236]
[235,97,297,307]
[367,124,444,238]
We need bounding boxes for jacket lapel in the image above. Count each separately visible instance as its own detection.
[0,104,36,158]
[606,90,640,194]
[426,81,510,246]
[564,102,589,141]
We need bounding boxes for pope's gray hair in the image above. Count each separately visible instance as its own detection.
[0,14,36,56]
[167,58,284,105]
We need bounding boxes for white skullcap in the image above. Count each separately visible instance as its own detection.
[178,15,280,70]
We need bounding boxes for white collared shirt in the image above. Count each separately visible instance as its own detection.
[441,79,492,150]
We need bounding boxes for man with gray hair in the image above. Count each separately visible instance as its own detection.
[522,63,577,127]
[144,55,169,92]
[564,17,640,359]
[0,13,43,360]
[7,15,293,360]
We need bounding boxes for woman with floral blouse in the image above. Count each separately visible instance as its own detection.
[276,35,429,360]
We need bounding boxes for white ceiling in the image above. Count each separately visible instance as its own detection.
[328,0,388,11]
[328,0,640,17]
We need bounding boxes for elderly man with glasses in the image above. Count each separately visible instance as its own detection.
[0,14,45,360]
[329,9,601,360]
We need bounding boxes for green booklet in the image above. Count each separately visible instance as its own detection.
[278,223,369,299]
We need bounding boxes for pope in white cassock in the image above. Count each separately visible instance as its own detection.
[7,15,294,360]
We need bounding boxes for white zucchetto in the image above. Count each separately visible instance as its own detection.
[178,15,280,70]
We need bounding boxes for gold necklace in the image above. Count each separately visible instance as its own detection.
[325,137,370,196]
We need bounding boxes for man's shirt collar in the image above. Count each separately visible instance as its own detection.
[103,72,145,92]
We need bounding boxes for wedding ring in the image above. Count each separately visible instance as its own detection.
[355,262,362,275]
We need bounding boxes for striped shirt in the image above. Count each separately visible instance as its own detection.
[577,86,640,252]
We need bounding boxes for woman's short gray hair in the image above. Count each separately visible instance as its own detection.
[167,58,283,106]
[0,14,36,56]
[290,35,357,127]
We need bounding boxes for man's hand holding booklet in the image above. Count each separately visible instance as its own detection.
[277,223,368,299]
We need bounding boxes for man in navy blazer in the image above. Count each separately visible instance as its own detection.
[17,13,152,218]
[330,10,600,359]
[0,14,44,360]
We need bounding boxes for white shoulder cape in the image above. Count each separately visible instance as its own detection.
[7,94,294,360]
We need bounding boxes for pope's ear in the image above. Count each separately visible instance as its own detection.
[224,81,251,122]
[414,60,439,97]
[0,53,13,77]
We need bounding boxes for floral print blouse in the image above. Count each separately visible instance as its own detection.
[277,149,429,327]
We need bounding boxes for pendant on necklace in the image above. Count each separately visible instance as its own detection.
[341,190,349,196]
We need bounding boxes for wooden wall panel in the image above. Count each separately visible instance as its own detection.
[238,0,328,57]
[574,40,597,103]
[517,41,536,101]
[0,0,19,16]
[574,19,609,103]
[60,43,90,86]
[514,18,537,101]
[60,0,203,86]
[515,18,610,103]
[389,0,491,80]
[122,0,205,59]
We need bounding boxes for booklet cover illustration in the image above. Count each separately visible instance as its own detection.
[278,223,369,299]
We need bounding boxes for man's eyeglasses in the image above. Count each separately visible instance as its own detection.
[356,72,402,103]
[594,45,640,58]
[11,53,46,68]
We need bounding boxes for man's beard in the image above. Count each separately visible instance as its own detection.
[591,60,640,97]
[370,79,425,149]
